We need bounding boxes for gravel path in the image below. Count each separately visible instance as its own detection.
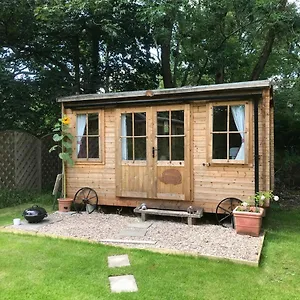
[33,212,264,263]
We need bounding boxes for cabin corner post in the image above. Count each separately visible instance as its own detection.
[254,97,259,193]
[262,88,271,192]
[270,88,275,190]
[61,102,67,198]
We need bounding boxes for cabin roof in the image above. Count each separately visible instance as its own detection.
[58,80,272,109]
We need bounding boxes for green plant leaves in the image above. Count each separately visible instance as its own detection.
[65,133,74,140]
[53,134,63,141]
[62,141,72,149]
[49,145,59,152]
[50,117,74,167]
[58,152,74,166]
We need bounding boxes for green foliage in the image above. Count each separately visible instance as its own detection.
[252,190,279,207]
[0,189,52,209]
[1,0,300,188]
[274,78,300,188]
[50,116,74,167]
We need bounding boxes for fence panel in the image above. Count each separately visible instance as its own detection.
[41,134,62,190]
[0,131,15,189]
[14,131,41,190]
[0,130,61,192]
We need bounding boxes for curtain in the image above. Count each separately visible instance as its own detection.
[121,114,128,160]
[77,114,87,155]
[231,105,245,160]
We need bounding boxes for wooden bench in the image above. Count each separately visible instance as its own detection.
[134,207,204,225]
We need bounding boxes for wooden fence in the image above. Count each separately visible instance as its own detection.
[0,130,61,191]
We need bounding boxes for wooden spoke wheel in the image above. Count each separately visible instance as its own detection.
[73,187,98,214]
[215,197,242,228]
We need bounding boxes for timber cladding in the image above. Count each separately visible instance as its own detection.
[61,80,274,213]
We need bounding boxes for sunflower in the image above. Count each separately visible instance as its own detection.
[62,116,70,125]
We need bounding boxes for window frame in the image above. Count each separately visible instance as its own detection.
[208,101,251,165]
[120,110,148,165]
[74,110,104,164]
[155,108,185,165]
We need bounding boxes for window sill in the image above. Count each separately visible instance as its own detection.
[75,160,105,165]
[209,160,251,167]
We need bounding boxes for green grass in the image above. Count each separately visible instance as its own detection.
[0,193,54,226]
[0,199,300,299]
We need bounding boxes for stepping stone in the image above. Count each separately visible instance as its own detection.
[128,221,153,229]
[118,228,147,237]
[108,255,130,268]
[109,275,138,293]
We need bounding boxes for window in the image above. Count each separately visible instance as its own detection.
[211,103,247,163]
[76,112,102,161]
[157,110,184,161]
[121,112,147,161]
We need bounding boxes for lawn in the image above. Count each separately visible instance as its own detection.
[0,197,299,299]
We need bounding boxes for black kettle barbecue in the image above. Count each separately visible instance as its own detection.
[22,205,48,223]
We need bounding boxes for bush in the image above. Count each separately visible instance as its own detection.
[275,149,300,188]
[0,189,53,209]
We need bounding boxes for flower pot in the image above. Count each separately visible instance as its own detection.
[57,198,73,212]
[233,207,264,237]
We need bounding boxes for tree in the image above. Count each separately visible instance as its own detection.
[140,0,300,87]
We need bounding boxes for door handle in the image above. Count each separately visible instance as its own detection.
[152,147,155,158]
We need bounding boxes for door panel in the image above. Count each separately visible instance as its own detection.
[116,109,151,198]
[154,105,190,200]
[116,105,191,200]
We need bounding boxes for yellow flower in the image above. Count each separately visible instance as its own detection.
[62,116,70,125]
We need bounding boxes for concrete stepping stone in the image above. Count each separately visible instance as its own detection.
[108,254,130,268]
[128,221,153,229]
[118,227,147,237]
[109,275,138,293]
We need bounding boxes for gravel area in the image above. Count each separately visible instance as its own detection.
[30,211,264,264]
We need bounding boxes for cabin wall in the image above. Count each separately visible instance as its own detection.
[65,108,116,201]
[258,89,273,195]
[192,103,255,213]
[63,89,274,213]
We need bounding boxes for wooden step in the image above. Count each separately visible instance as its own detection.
[134,207,204,225]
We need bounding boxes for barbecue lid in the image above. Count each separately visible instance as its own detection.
[22,205,47,217]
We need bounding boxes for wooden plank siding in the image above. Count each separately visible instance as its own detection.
[61,81,273,214]
[65,109,116,200]
[191,103,255,213]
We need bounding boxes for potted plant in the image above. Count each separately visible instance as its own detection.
[49,115,74,212]
[252,190,279,208]
[233,191,279,237]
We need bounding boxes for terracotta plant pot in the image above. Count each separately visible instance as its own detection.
[233,206,264,237]
[57,198,73,212]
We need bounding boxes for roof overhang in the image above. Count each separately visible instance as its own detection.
[58,80,272,110]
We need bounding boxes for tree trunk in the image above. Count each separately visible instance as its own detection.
[250,28,276,81]
[89,31,99,93]
[74,35,80,94]
[161,42,174,88]
[215,66,225,84]
[250,0,287,80]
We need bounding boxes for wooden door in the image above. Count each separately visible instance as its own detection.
[116,105,191,200]
[116,108,151,198]
[153,105,191,200]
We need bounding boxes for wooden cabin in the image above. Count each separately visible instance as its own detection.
[58,80,274,214]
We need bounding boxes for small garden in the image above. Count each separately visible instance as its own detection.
[0,191,300,299]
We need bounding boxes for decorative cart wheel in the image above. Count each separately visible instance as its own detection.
[215,197,242,228]
[73,187,98,214]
